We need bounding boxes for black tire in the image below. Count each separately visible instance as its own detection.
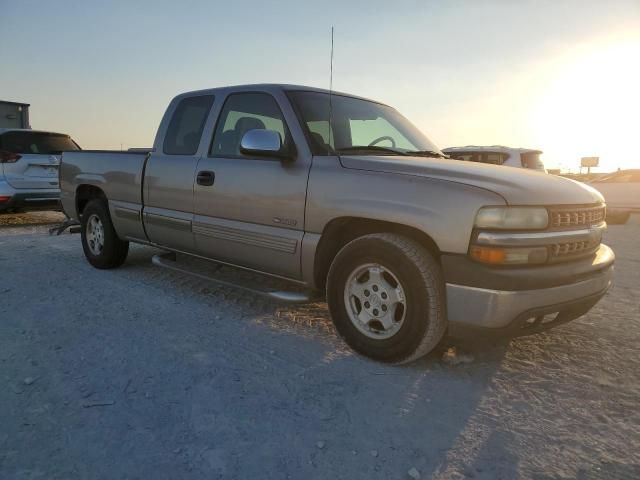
[80,199,129,269]
[326,233,447,364]
[606,211,630,225]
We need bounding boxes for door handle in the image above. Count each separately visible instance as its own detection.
[197,171,215,186]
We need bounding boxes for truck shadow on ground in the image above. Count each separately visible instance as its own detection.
[3,223,638,478]
[87,239,634,479]
[117,246,527,478]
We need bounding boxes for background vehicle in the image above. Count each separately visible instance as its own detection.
[0,128,80,213]
[0,100,30,129]
[443,145,547,172]
[60,84,613,364]
[590,169,640,224]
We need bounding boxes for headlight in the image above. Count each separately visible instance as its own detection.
[474,206,549,230]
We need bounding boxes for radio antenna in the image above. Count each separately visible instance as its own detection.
[328,26,334,153]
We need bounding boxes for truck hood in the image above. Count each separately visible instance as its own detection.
[339,155,604,205]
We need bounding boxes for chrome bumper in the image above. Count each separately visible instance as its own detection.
[446,265,613,329]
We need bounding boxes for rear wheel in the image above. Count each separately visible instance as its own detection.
[327,233,447,364]
[81,199,129,269]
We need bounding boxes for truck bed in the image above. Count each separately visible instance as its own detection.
[59,150,149,230]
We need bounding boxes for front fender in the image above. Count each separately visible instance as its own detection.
[305,157,506,255]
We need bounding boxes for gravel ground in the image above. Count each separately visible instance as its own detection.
[0,211,66,236]
[1,218,639,479]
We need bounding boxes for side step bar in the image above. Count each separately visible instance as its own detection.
[151,252,317,304]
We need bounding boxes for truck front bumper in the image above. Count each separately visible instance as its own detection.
[444,244,614,334]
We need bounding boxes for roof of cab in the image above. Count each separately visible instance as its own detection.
[174,84,383,105]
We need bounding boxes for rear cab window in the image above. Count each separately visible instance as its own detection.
[163,95,215,155]
[0,131,80,154]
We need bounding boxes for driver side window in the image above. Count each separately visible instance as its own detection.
[210,93,289,157]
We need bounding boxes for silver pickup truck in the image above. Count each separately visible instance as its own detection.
[60,84,614,363]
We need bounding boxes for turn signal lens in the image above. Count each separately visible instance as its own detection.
[470,246,548,265]
[470,246,506,264]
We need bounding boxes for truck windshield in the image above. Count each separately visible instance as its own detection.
[289,91,443,157]
[0,131,80,155]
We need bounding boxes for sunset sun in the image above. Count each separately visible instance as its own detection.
[530,36,640,171]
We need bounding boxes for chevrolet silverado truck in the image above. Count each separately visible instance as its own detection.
[59,84,614,363]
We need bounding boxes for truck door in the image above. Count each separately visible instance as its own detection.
[143,94,214,252]
[192,92,310,279]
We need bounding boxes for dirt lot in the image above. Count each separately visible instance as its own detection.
[1,213,639,479]
[0,211,65,236]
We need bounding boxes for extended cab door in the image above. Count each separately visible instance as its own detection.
[143,94,215,252]
[192,91,311,279]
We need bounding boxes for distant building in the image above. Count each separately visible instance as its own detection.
[0,100,30,129]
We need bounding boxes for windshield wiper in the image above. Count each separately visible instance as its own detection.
[336,146,410,156]
[406,150,448,158]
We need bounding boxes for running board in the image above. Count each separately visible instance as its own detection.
[151,252,316,303]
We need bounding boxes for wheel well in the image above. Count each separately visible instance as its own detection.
[313,217,441,289]
[75,185,106,217]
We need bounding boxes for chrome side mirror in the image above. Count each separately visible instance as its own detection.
[240,129,291,160]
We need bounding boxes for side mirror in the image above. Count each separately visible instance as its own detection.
[240,129,292,160]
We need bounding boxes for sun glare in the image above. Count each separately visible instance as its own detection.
[530,37,640,172]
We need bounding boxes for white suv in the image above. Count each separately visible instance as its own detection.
[0,128,80,213]
[443,146,547,172]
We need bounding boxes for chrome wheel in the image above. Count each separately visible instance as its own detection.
[85,214,105,256]
[343,263,407,339]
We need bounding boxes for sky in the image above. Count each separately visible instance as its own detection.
[2,0,639,172]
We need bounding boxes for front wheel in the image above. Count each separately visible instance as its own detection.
[326,233,447,364]
[81,199,129,269]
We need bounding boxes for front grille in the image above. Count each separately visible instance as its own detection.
[549,205,605,229]
[548,204,605,261]
[550,239,600,260]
